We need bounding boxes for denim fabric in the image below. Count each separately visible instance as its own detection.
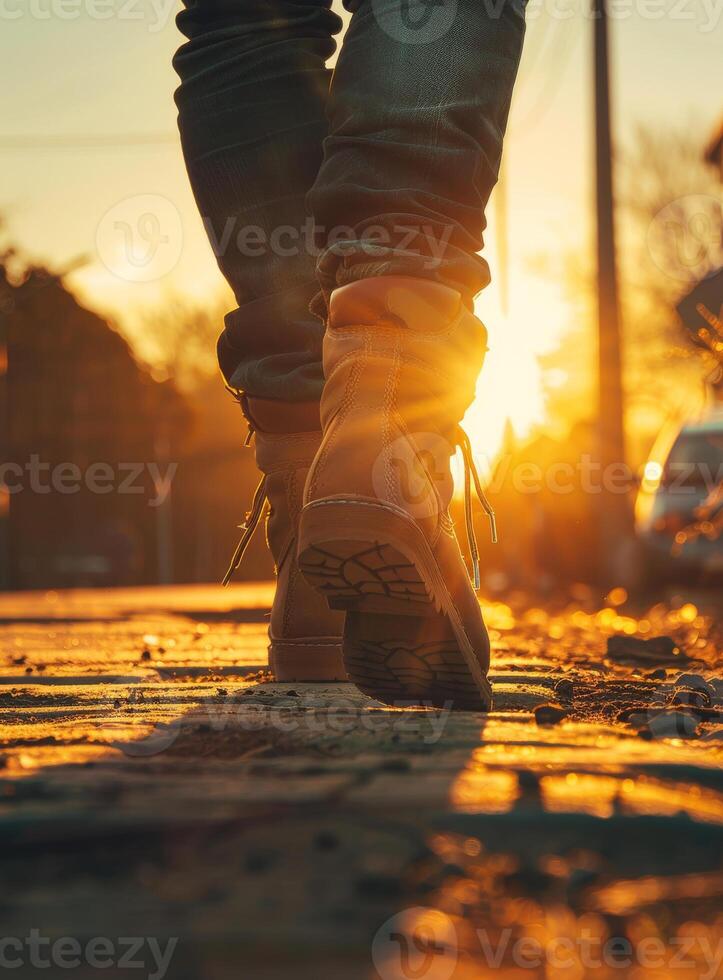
[174,0,526,401]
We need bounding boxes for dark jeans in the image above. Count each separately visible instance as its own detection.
[173,0,526,402]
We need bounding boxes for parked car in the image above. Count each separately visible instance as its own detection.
[636,408,723,582]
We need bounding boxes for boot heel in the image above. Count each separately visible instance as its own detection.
[269,640,347,682]
[297,499,436,616]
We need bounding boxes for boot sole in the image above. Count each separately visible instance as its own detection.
[297,499,492,711]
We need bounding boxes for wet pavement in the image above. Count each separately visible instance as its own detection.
[1,584,722,979]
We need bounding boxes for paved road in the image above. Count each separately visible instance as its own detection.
[1,585,722,979]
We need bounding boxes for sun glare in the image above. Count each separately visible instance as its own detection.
[464,270,565,465]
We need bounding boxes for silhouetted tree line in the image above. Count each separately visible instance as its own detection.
[0,258,273,590]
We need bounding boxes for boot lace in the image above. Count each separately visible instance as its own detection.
[222,416,268,587]
[222,469,268,587]
[456,426,498,592]
[222,421,498,591]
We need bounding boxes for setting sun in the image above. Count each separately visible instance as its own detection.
[466,276,562,461]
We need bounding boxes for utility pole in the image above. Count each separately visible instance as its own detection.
[0,328,7,591]
[154,424,174,586]
[0,266,10,591]
[593,0,633,581]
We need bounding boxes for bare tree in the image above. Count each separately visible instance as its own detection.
[618,124,722,407]
[534,126,721,447]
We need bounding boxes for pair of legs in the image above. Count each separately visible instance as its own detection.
[173,0,526,400]
[174,0,526,704]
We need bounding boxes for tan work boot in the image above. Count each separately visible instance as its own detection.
[224,397,346,682]
[297,277,496,710]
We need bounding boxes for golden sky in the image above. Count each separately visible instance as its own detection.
[1,1,721,452]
